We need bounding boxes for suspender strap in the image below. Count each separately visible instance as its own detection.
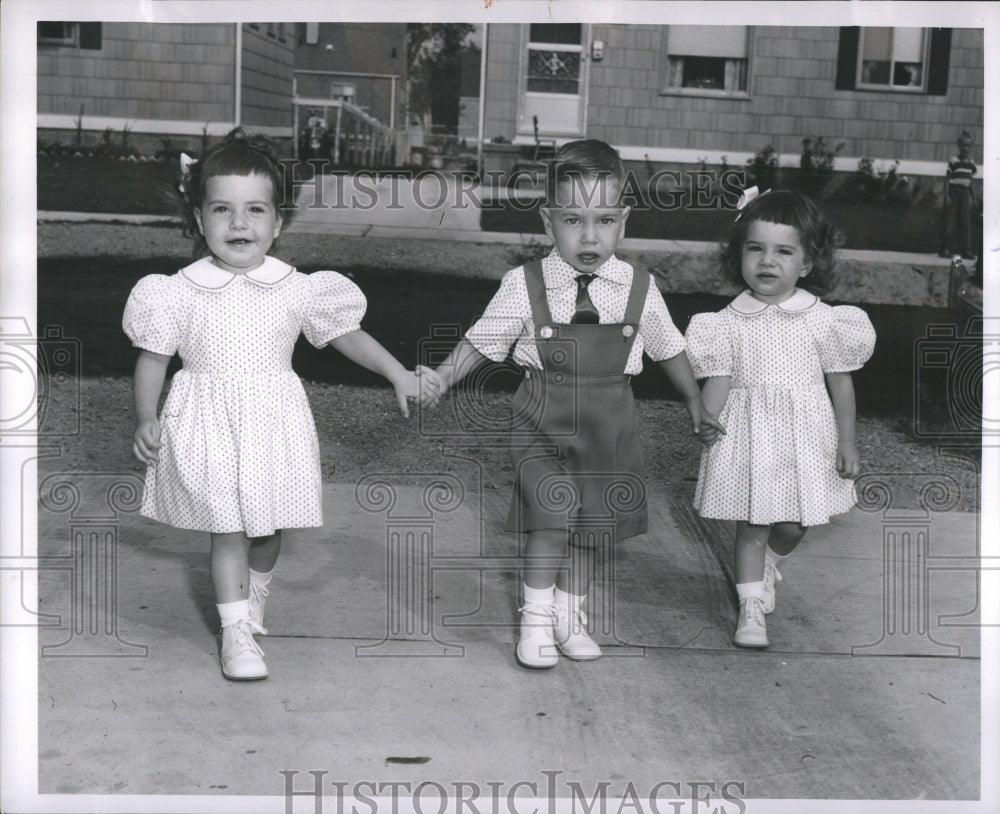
[522,260,553,328]
[523,259,650,328]
[622,268,650,326]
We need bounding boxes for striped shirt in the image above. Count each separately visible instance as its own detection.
[947,156,977,187]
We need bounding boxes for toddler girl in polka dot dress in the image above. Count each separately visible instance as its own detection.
[685,188,875,649]
[123,128,440,681]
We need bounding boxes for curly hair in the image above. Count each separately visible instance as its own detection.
[718,189,843,296]
[175,127,296,259]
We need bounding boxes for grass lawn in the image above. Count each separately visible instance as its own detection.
[38,155,954,253]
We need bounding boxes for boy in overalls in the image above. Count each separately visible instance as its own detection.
[427,140,722,668]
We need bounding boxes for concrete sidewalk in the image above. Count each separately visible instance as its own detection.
[35,471,981,804]
[38,168,963,308]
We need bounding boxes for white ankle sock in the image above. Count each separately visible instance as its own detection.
[765,547,789,567]
[736,581,765,602]
[523,584,555,606]
[249,567,273,586]
[217,599,250,629]
[554,587,584,610]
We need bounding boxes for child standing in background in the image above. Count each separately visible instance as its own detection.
[424,140,722,669]
[939,129,978,260]
[123,128,440,681]
[686,188,875,648]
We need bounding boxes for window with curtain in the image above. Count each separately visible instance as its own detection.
[662,26,749,95]
[836,27,951,95]
[858,28,927,90]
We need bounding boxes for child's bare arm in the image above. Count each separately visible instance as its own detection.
[656,352,726,438]
[697,375,732,446]
[826,371,860,478]
[432,338,490,396]
[329,329,441,418]
[133,350,171,464]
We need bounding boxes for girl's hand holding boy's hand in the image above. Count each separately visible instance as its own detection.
[684,396,726,443]
[391,370,421,418]
[133,418,162,465]
[836,440,861,479]
[391,366,444,417]
[415,365,444,410]
[697,420,724,447]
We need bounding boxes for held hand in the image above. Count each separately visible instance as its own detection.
[133,418,162,465]
[685,396,726,439]
[697,424,723,447]
[836,441,861,479]
[392,370,422,418]
[414,365,444,409]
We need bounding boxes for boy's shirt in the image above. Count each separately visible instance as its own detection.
[947,155,977,187]
[465,250,686,374]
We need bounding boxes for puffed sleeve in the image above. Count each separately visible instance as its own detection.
[816,305,876,372]
[301,270,368,348]
[684,312,732,379]
[122,274,181,356]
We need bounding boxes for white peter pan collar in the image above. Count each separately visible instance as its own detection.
[180,256,295,291]
[728,288,818,315]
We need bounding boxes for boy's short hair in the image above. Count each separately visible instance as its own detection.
[546,139,625,207]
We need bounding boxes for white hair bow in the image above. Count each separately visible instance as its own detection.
[734,185,770,221]
[178,152,198,194]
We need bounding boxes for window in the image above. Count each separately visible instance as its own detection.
[836,27,951,95]
[662,26,749,95]
[37,22,101,49]
[859,28,927,90]
[305,22,319,45]
[526,24,583,95]
[38,22,77,45]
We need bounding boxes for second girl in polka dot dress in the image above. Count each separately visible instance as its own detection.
[123,128,441,681]
[686,188,876,649]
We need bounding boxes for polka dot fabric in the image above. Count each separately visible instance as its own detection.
[685,288,876,527]
[122,256,366,537]
[465,249,686,373]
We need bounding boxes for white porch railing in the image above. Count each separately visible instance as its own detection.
[293,71,399,168]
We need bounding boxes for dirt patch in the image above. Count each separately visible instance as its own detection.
[42,376,979,514]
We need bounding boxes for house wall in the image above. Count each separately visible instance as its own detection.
[38,23,236,124]
[37,22,295,150]
[241,24,295,128]
[484,24,984,170]
[483,25,521,143]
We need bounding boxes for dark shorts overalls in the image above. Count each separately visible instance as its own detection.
[505,260,649,542]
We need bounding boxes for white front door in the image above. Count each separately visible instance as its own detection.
[517,23,589,138]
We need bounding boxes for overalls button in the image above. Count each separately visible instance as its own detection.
[622,325,634,337]
[540,326,554,339]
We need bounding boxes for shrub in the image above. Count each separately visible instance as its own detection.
[798,137,844,197]
[745,143,779,191]
[837,158,916,206]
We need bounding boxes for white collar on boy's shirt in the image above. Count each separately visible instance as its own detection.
[541,250,633,290]
[728,287,819,315]
[180,256,295,291]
